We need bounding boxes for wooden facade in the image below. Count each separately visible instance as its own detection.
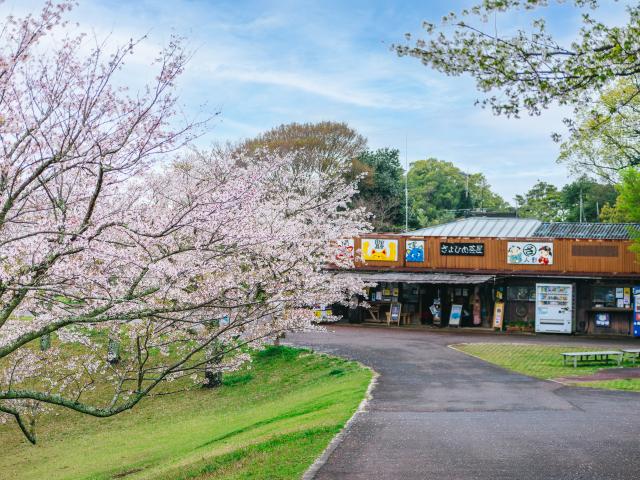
[341,234,640,336]
[352,235,640,277]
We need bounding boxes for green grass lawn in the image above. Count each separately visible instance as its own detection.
[452,343,640,391]
[576,378,640,391]
[0,346,372,480]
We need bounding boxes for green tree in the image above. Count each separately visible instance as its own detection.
[560,176,618,222]
[615,167,640,253]
[515,181,565,221]
[559,79,640,182]
[408,158,509,227]
[614,168,640,223]
[395,1,640,119]
[353,148,405,231]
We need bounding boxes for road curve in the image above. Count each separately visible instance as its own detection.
[287,326,640,480]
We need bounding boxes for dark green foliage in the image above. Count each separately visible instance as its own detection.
[407,158,510,227]
[221,373,254,387]
[352,148,406,231]
[561,176,618,222]
[515,181,565,221]
[254,345,304,361]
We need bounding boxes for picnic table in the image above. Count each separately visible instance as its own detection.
[561,350,623,368]
[622,348,640,365]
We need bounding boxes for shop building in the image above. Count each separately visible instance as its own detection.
[338,217,640,337]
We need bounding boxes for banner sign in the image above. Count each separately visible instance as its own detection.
[405,239,425,262]
[335,239,354,260]
[440,242,484,256]
[362,238,398,262]
[507,242,554,265]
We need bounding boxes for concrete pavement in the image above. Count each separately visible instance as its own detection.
[288,326,640,480]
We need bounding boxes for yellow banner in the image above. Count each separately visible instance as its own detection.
[362,238,398,262]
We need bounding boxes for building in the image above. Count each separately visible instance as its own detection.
[338,217,640,337]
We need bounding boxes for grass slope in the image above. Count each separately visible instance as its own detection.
[0,346,372,480]
[453,343,640,391]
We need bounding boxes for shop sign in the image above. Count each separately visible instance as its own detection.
[362,238,398,262]
[440,242,484,256]
[405,239,425,262]
[507,242,554,265]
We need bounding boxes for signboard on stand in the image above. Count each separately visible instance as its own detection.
[633,287,640,337]
[390,303,402,323]
[449,304,463,327]
[493,302,505,329]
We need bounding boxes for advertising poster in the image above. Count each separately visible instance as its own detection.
[405,239,425,262]
[362,238,398,262]
[507,242,554,265]
[595,312,611,327]
[624,287,631,306]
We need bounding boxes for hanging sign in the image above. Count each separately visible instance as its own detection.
[405,239,425,262]
[362,238,398,261]
[507,242,554,265]
[440,242,484,256]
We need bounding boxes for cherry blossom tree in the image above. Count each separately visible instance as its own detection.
[0,2,367,443]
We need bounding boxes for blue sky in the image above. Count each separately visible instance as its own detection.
[3,1,629,203]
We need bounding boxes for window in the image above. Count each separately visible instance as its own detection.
[507,286,536,302]
[572,245,618,257]
[591,286,618,308]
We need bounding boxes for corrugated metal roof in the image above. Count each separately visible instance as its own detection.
[406,217,541,238]
[533,222,640,240]
[335,271,494,284]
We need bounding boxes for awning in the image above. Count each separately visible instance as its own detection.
[334,271,494,285]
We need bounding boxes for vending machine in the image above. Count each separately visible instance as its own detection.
[535,283,575,334]
[633,287,640,337]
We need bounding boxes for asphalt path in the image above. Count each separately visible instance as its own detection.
[287,326,640,480]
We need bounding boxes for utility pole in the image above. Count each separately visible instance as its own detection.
[579,189,584,222]
[404,135,409,232]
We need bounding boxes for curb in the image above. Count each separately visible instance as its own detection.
[302,367,379,480]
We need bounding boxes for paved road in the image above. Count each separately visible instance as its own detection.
[287,326,640,480]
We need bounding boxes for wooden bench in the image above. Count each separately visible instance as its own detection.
[622,348,640,365]
[561,351,623,368]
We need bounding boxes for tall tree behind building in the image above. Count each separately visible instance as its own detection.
[515,181,565,221]
[352,148,405,231]
[240,121,367,181]
[408,159,510,227]
[561,176,618,222]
